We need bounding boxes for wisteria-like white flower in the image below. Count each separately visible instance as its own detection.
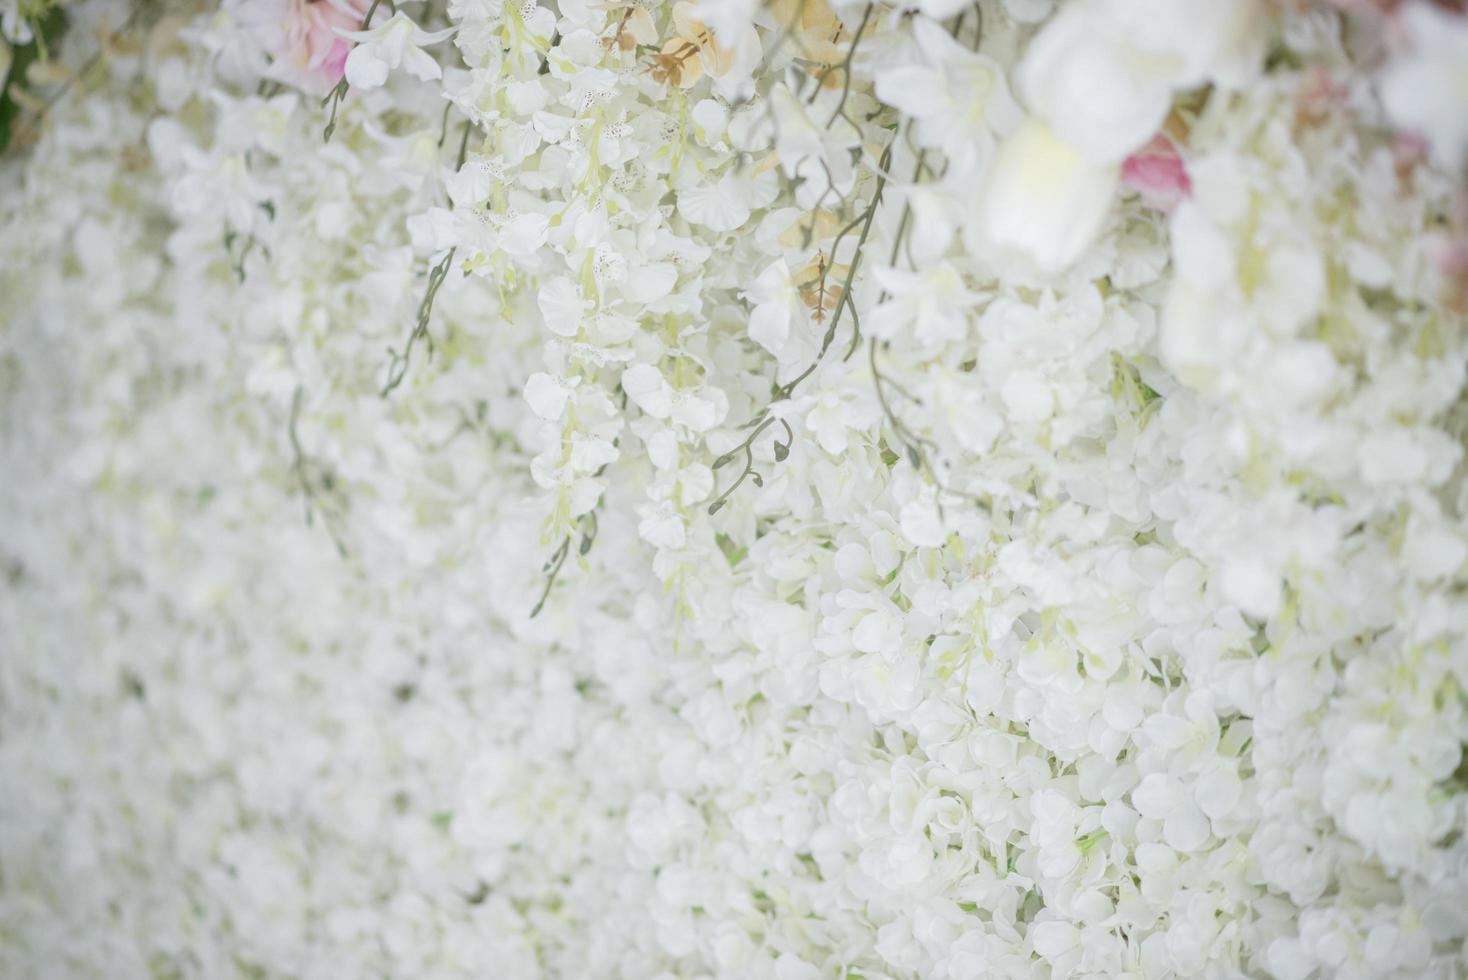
[339,9,455,88]
[873,14,1020,176]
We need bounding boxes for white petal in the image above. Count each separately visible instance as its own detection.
[538,277,587,337]
[622,364,673,419]
[748,300,791,358]
[677,182,750,233]
[344,48,390,89]
[524,372,571,421]
[622,263,678,304]
[401,45,444,82]
[1162,802,1210,851]
[1194,765,1242,821]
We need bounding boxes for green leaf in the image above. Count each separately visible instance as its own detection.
[0,5,69,155]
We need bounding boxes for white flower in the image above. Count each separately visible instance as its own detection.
[1018,0,1266,163]
[1193,762,1242,821]
[524,371,576,421]
[873,16,1021,176]
[801,390,857,455]
[1267,936,1316,980]
[1000,369,1055,424]
[676,168,777,233]
[1219,556,1281,619]
[898,491,947,549]
[1016,3,1174,164]
[1133,772,1211,851]
[766,82,858,208]
[867,263,980,346]
[745,259,812,369]
[1380,3,1468,169]
[638,500,688,548]
[968,116,1118,274]
[339,11,456,89]
[621,364,729,432]
[537,276,590,337]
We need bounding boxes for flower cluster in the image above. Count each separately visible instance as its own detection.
[2,0,1467,978]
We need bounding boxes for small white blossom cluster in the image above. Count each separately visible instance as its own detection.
[3,0,1468,978]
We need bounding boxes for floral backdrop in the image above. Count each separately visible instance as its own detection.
[2,0,1467,977]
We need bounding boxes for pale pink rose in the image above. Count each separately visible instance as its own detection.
[1120,133,1191,212]
[239,0,374,96]
[1427,192,1468,310]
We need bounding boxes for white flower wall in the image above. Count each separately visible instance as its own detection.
[2,0,1468,977]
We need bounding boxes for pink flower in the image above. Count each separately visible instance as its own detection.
[1120,133,1192,212]
[1427,192,1468,311]
[240,0,374,96]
